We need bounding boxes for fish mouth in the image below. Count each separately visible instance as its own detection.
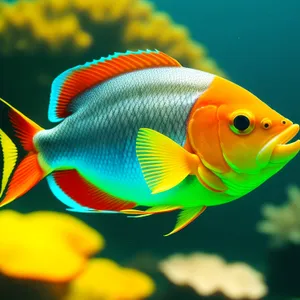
[257,124,300,167]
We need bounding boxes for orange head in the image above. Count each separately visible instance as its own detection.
[187,75,300,195]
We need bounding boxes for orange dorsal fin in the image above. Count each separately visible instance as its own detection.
[49,50,181,122]
[49,170,136,211]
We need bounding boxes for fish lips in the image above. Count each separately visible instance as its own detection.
[257,124,300,167]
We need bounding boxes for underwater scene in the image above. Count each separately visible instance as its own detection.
[0,0,300,299]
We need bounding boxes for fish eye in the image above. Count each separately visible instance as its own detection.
[261,118,272,129]
[229,110,254,135]
[281,120,287,125]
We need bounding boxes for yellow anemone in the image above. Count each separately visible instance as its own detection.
[0,210,104,282]
[64,258,155,300]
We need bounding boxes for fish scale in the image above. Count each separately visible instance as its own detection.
[35,67,213,206]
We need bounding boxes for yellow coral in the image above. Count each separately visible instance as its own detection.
[0,210,104,282]
[64,258,155,300]
[0,210,154,299]
[0,0,224,75]
[159,252,268,300]
[257,185,300,246]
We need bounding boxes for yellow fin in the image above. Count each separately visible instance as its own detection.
[136,128,199,194]
[146,205,182,213]
[164,206,207,236]
[122,206,182,214]
[121,205,181,218]
[0,130,18,197]
[128,214,153,219]
[121,208,149,215]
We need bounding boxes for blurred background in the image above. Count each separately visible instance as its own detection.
[0,0,300,299]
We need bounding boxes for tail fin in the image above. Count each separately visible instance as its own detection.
[0,98,46,207]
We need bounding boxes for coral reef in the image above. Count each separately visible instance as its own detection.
[0,210,103,299]
[257,185,300,247]
[0,210,103,281]
[0,0,224,75]
[159,252,268,300]
[0,210,155,300]
[64,258,155,300]
[0,0,225,147]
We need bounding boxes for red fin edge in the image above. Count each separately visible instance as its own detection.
[50,50,181,121]
[52,170,136,211]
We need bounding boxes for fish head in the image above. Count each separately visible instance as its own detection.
[188,76,300,181]
[217,99,299,174]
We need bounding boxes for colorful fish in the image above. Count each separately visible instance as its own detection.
[0,50,299,235]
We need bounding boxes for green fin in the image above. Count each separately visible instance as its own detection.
[136,128,199,194]
[0,130,18,197]
[164,206,207,236]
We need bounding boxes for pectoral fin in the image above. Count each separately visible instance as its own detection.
[164,206,207,236]
[197,163,227,193]
[136,128,199,194]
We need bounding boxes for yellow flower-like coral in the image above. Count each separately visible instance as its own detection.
[0,210,155,300]
[0,0,224,75]
[257,185,300,246]
[64,258,155,300]
[159,252,268,300]
[0,210,104,282]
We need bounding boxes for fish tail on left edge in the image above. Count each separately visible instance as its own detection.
[0,97,47,207]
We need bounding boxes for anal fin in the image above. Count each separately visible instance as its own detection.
[164,206,207,236]
[48,170,136,211]
[121,205,182,218]
[121,205,181,215]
